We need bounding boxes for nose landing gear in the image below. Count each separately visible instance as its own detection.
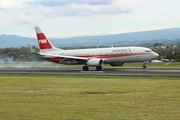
[142,64,146,69]
[142,61,151,69]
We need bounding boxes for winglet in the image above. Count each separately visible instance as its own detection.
[28,43,35,53]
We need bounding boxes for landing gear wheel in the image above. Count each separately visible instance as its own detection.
[96,66,102,71]
[83,66,89,71]
[143,65,146,69]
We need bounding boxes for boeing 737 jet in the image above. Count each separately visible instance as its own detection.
[35,26,159,71]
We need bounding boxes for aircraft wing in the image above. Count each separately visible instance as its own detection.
[39,52,89,60]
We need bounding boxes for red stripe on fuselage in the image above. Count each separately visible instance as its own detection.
[44,57,70,63]
[77,53,138,59]
[44,57,60,63]
[77,52,154,59]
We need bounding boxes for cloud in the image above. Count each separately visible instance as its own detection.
[27,0,116,6]
[0,0,22,9]
[23,0,131,16]
[51,4,131,16]
[0,0,151,26]
[0,0,134,26]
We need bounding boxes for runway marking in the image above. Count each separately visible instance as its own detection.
[80,71,104,73]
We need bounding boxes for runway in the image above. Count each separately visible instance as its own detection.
[0,67,180,77]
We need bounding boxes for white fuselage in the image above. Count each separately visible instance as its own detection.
[42,46,158,64]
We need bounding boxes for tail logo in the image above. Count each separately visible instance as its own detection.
[35,27,52,50]
[39,39,47,44]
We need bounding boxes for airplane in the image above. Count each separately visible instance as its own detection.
[34,26,159,71]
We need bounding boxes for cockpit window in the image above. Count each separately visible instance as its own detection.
[145,50,152,52]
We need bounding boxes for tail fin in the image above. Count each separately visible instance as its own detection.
[35,26,61,52]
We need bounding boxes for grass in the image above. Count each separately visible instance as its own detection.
[0,75,180,120]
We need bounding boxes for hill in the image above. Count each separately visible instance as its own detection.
[1,28,180,48]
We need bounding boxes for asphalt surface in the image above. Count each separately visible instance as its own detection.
[0,67,180,77]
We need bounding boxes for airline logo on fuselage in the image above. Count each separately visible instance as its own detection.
[39,39,47,44]
[112,48,131,53]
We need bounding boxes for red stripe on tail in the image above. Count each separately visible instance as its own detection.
[36,33,52,49]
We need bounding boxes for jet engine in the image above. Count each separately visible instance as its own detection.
[110,63,125,66]
[87,58,103,66]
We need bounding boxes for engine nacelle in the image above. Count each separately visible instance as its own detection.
[87,59,103,67]
[110,63,125,66]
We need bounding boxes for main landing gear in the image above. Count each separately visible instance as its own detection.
[82,66,102,71]
[96,66,102,71]
[83,66,89,71]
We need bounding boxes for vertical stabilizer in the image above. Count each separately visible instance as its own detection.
[35,26,61,52]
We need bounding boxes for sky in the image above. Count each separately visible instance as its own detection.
[0,0,180,38]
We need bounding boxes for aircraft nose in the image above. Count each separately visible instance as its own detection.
[153,52,159,58]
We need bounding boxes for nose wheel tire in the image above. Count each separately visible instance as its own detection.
[143,65,146,69]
